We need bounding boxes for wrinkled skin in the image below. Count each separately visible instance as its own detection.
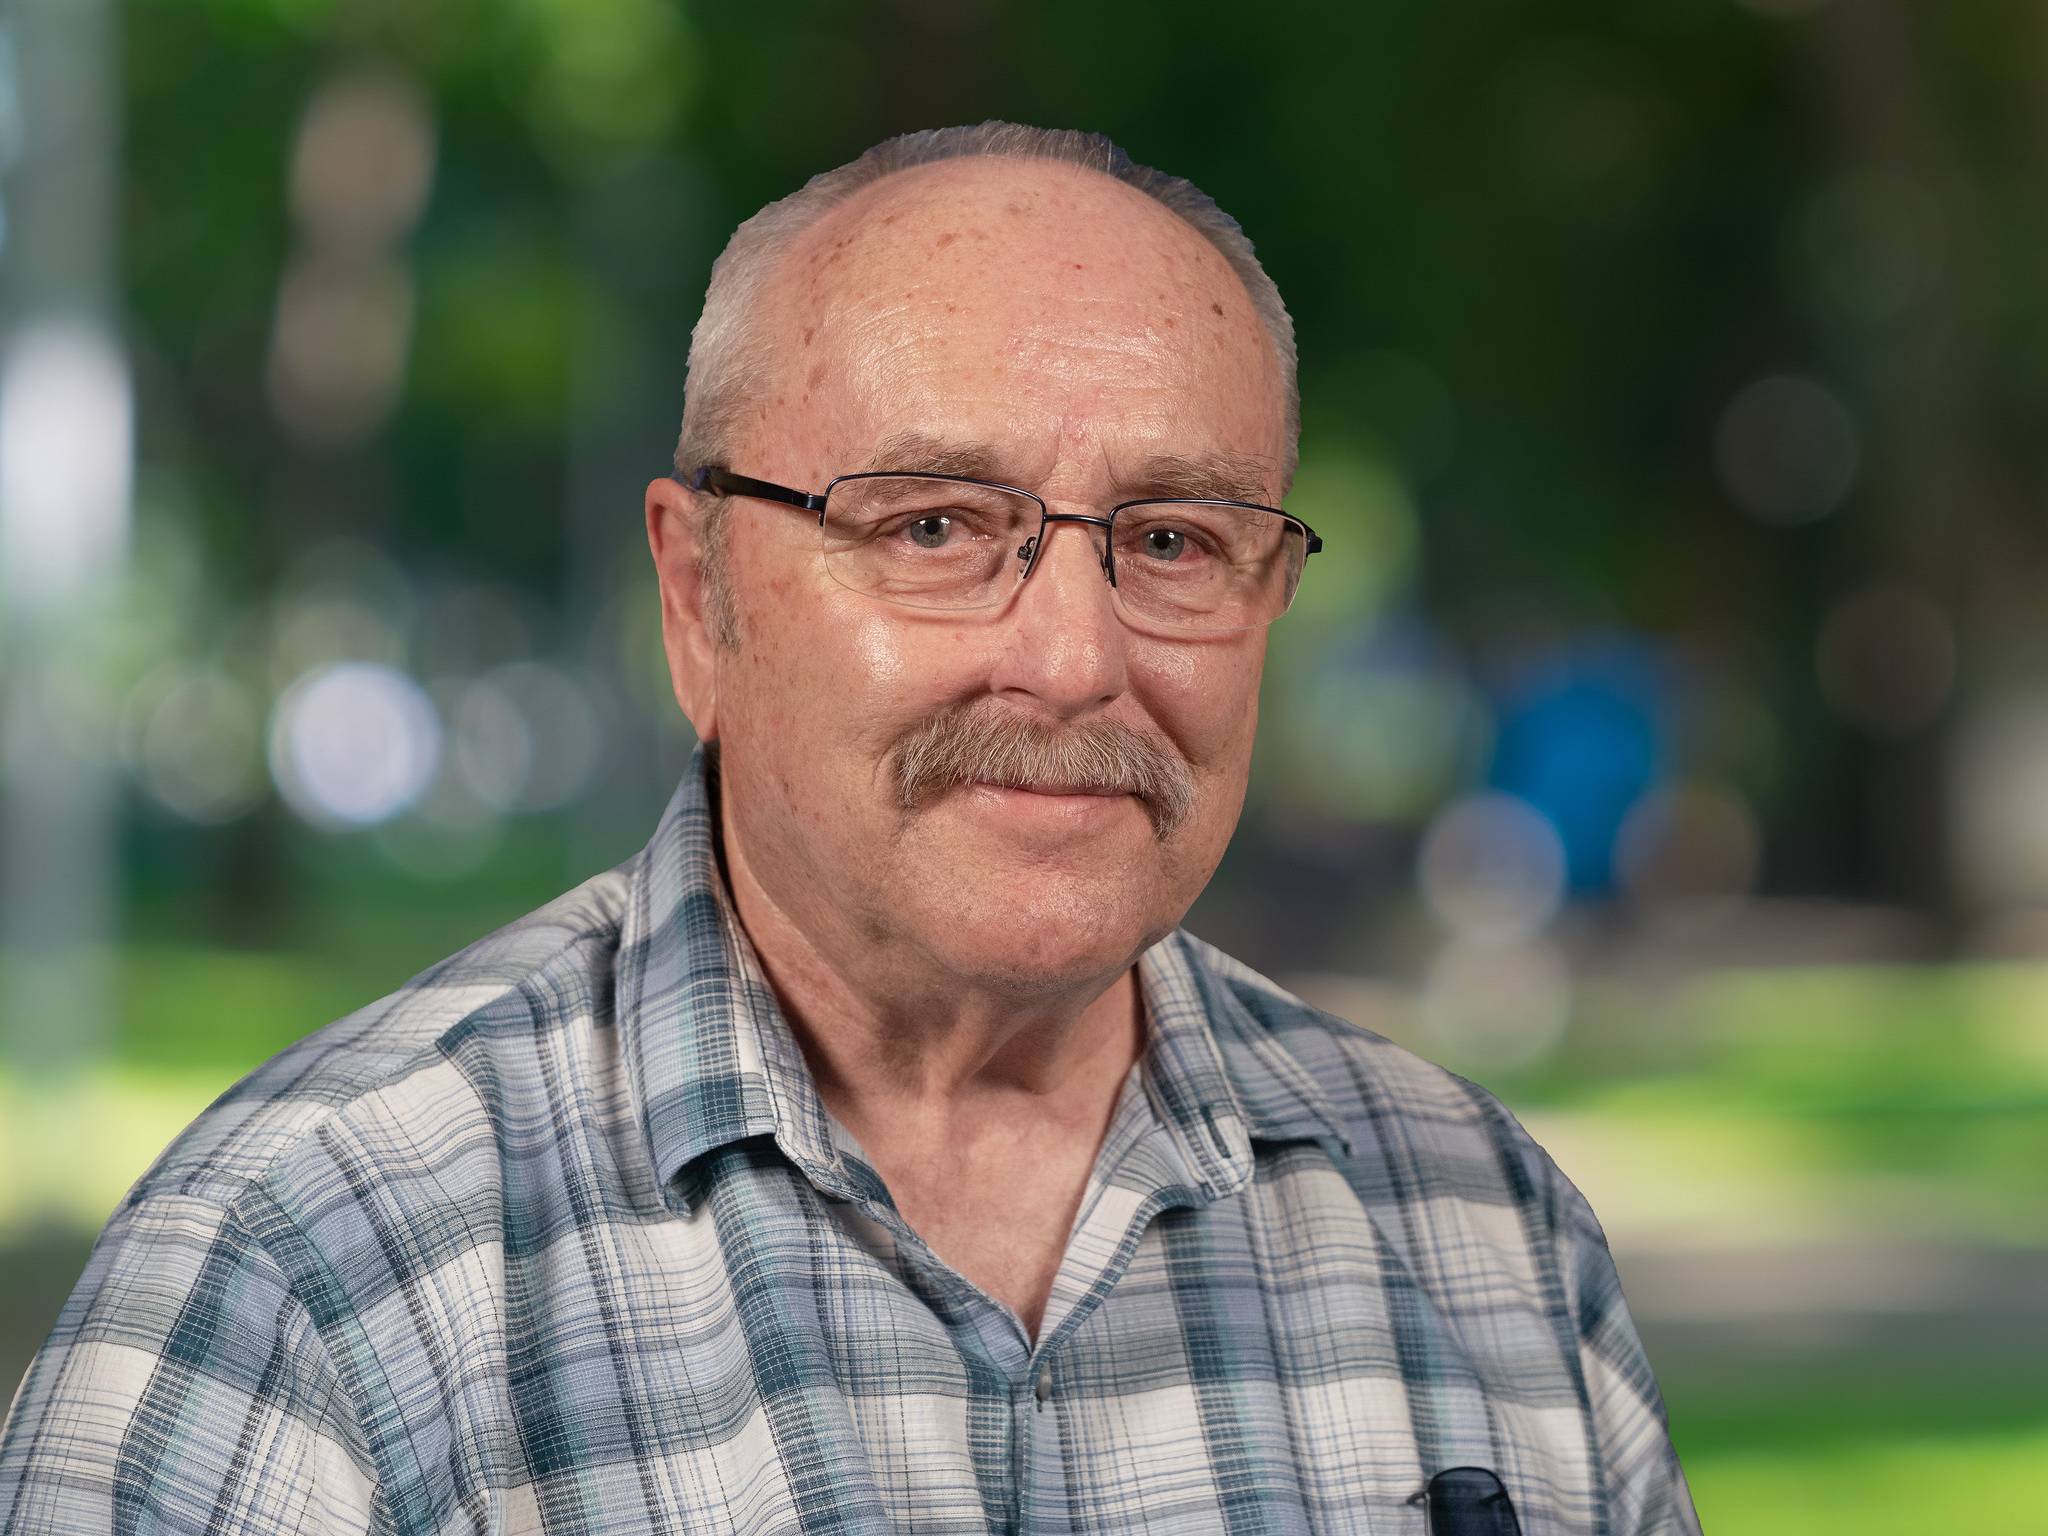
[644,155,1287,1147]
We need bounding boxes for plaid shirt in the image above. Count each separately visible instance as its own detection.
[1,748,1699,1535]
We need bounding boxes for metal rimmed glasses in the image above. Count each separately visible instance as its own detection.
[682,465,1323,635]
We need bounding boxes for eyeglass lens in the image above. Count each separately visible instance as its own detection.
[819,475,1305,631]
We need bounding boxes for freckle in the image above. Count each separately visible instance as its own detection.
[935,232,956,249]
[1210,301,1224,316]
[945,302,958,313]
[1164,316,1177,329]
[1072,262,1084,270]
[802,327,815,347]
[806,360,826,390]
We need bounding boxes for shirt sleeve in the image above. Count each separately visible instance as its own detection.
[1545,1158,1705,1536]
[0,1190,381,1535]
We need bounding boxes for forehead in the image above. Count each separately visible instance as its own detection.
[761,157,1284,490]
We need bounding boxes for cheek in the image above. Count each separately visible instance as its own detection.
[781,600,977,760]
[850,612,912,695]
[1135,637,1265,766]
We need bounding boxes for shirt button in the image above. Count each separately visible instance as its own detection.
[1033,1364,1053,1405]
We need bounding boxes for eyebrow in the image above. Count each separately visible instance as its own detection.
[862,430,1013,483]
[862,430,1277,506]
[1115,451,1274,506]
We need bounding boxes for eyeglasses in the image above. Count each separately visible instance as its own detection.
[682,465,1323,635]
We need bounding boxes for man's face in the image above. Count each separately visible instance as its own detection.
[672,158,1288,997]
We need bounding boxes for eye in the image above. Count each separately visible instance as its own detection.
[904,514,957,549]
[1139,526,1190,561]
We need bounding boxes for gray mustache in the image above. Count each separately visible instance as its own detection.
[891,705,1196,840]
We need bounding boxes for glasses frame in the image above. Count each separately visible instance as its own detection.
[680,465,1324,630]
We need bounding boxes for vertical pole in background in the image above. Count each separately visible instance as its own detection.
[0,0,128,1079]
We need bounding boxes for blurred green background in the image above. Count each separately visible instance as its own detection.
[4,0,2046,1529]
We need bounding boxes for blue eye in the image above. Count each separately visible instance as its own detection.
[905,515,955,548]
[1141,527,1188,561]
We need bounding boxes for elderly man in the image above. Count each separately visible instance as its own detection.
[0,124,1700,1535]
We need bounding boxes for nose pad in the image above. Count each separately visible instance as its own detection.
[1016,518,1117,590]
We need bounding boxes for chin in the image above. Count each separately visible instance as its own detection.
[914,876,1164,996]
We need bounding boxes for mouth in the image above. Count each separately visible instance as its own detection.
[961,780,1139,820]
[969,779,1133,799]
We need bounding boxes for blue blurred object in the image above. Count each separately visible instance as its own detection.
[1486,637,1668,894]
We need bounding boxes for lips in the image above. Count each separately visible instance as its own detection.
[975,780,1127,797]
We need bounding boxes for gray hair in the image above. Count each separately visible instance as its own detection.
[672,120,1299,648]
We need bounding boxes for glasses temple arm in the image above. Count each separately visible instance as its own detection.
[681,467,828,514]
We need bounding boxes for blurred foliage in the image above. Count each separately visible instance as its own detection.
[103,0,2048,915]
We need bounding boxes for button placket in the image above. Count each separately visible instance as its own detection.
[1014,1355,1064,1535]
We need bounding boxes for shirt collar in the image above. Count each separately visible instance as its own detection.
[616,744,1352,1217]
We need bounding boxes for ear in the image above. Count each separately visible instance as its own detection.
[645,474,721,743]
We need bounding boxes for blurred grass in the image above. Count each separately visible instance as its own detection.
[95,941,376,1071]
[4,942,2046,1525]
[1694,1431,2048,1536]
[1478,959,2048,1248]
[1678,1377,2048,1535]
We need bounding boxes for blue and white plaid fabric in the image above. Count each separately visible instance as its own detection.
[1,747,1700,1534]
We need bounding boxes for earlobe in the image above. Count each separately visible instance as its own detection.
[645,475,721,743]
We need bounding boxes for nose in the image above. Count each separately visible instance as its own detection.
[987,513,1128,715]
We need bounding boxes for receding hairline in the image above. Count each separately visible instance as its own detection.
[771,152,1269,342]
[797,151,1237,262]
[755,154,1281,436]
[675,120,1300,494]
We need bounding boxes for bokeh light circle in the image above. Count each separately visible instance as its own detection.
[1419,937,1574,1071]
[1713,374,1859,525]
[1418,791,1569,943]
[452,661,601,813]
[1614,781,1762,927]
[268,661,441,829]
[121,663,265,823]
